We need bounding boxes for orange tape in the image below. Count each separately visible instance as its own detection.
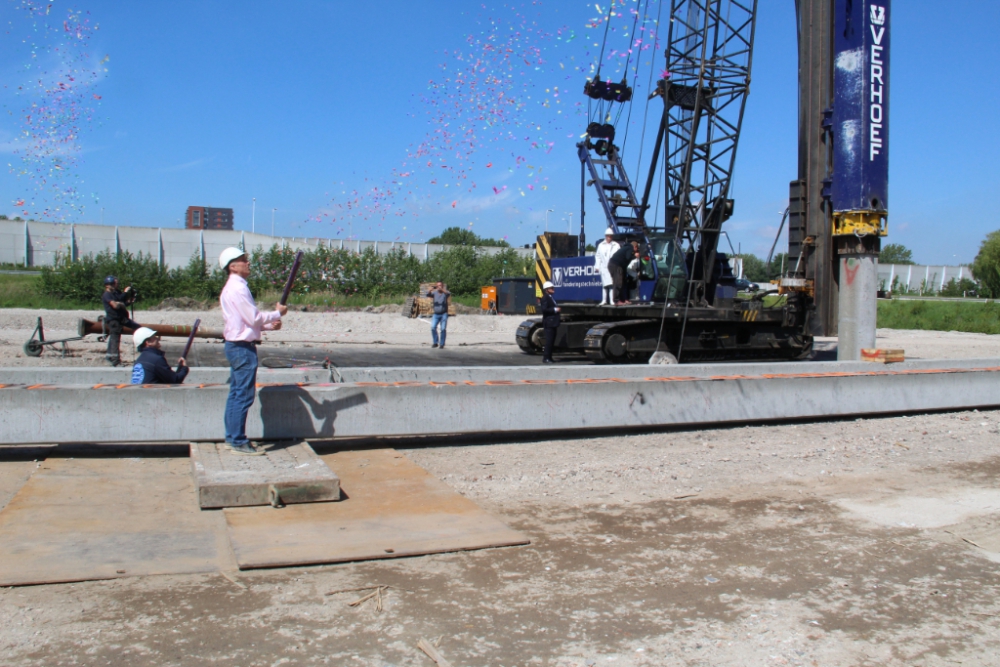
[36,365,1000,392]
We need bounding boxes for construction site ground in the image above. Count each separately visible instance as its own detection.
[5,306,1000,367]
[1,308,999,666]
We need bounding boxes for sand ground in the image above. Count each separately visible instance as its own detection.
[1,309,999,666]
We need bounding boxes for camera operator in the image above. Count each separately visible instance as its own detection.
[102,275,140,367]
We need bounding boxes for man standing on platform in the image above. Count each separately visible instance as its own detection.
[218,247,287,455]
[593,228,620,306]
[608,240,639,305]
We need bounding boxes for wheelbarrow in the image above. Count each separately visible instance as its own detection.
[23,317,87,358]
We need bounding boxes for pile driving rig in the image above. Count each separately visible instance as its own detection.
[516,0,889,364]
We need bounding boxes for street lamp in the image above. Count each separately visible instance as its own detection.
[272,208,277,237]
[252,198,256,234]
[544,208,554,232]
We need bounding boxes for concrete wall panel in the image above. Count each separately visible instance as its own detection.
[0,220,26,265]
[75,223,117,260]
[0,221,529,268]
[242,232,274,252]
[202,229,241,266]
[117,226,160,261]
[878,263,976,293]
[26,221,72,266]
[160,228,200,268]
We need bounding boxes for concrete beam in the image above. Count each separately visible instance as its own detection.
[0,367,332,386]
[0,357,993,387]
[190,442,340,508]
[0,361,997,445]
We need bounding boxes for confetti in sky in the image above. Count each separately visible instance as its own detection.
[5,0,106,221]
[316,0,662,241]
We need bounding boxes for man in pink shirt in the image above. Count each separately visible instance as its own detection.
[218,247,288,455]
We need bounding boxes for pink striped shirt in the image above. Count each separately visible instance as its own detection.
[220,274,281,342]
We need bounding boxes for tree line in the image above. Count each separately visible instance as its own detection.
[733,236,1000,298]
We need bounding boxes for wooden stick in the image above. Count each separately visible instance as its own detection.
[348,589,380,607]
[219,571,246,590]
[417,638,453,667]
[945,530,983,549]
[325,586,379,596]
[325,584,413,596]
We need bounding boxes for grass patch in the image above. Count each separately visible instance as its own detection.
[877,299,1000,334]
[0,273,89,309]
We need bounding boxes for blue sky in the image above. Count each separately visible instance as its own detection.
[1,0,997,265]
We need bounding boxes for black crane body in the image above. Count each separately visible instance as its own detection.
[515,0,890,364]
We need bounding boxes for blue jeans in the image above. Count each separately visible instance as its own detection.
[431,312,448,346]
[224,342,258,446]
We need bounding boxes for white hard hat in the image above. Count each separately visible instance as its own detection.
[543,281,554,290]
[219,247,246,269]
[133,327,158,349]
[604,228,614,236]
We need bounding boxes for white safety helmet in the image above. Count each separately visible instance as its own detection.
[604,228,614,236]
[133,327,158,349]
[219,247,246,269]
[542,281,554,290]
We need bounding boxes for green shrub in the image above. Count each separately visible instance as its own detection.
[938,277,980,298]
[36,243,533,306]
[40,250,175,306]
[972,230,1000,298]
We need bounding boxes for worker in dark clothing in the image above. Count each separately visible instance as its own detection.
[102,275,140,367]
[130,327,189,384]
[428,281,451,349]
[539,280,561,364]
[607,240,639,304]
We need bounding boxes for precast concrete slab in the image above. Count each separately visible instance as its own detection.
[191,441,341,509]
[224,448,529,570]
[0,359,998,444]
[0,456,234,586]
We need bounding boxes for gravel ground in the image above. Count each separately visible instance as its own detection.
[5,307,1000,367]
[1,311,999,666]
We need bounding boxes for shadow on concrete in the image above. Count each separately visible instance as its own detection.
[258,386,369,440]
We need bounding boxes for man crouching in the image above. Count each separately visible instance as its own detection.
[130,327,189,384]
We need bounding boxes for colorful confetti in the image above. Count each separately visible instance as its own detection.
[5,0,106,221]
[314,1,662,242]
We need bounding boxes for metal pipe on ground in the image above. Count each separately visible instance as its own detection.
[0,361,997,445]
[77,318,225,340]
